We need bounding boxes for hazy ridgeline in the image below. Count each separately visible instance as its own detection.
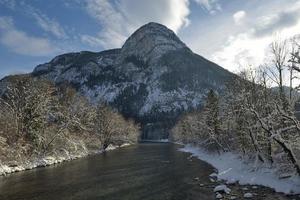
[172,39,300,176]
[0,75,140,166]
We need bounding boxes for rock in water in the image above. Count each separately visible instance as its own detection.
[214,185,231,194]
[216,193,223,199]
[2,22,235,140]
[209,172,218,178]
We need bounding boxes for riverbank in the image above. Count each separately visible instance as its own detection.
[0,143,130,176]
[179,145,300,195]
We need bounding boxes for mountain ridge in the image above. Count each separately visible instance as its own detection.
[1,22,235,139]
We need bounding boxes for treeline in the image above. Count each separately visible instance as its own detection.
[0,75,139,165]
[172,39,300,175]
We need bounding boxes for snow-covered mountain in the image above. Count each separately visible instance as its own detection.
[11,22,236,139]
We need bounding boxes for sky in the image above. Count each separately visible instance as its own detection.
[0,0,300,78]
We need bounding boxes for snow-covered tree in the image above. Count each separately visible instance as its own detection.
[92,104,140,150]
[0,76,54,148]
[0,77,140,165]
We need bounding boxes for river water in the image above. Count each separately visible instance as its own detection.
[0,143,215,200]
[1,143,299,200]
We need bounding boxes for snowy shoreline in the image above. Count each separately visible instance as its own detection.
[179,145,300,195]
[0,143,131,177]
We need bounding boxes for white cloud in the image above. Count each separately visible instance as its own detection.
[212,34,272,72]
[1,1,67,39]
[80,34,104,48]
[233,10,246,25]
[21,2,67,39]
[193,0,221,14]
[83,0,190,49]
[251,7,300,38]
[183,0,300,73]
[0,16,58,56]
[212,17,300,72]
[31,12,67,39]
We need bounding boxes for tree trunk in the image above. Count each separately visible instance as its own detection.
[248,129,266,163]
[266,139,273,164]
[273,136,300,175]
[103,143,109,151]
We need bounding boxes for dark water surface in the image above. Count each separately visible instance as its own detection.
[0,143,215,200]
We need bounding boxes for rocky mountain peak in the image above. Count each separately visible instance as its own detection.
[119,22,189,64]
[1,22,235,140]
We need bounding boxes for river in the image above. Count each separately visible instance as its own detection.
[0,143,298,200]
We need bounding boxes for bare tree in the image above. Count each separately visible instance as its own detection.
[249,105,300,175]
[268,40,289,110]
[0,76,54,148]
[92,105,117,150]
[43,85,95,153]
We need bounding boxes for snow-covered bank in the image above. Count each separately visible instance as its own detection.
[179,145,300,194]
[0,143,131,176]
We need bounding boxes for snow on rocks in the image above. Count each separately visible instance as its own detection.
[210,172,218,178]
[215,193,223,199]
[242,187,249,191]
[179,145,300,194]
[42,156,57,166]
[243,193,254,198]
[0,154,85,176]
[106,144,118,151]
[120,143,131,147]
[213,184,231,194]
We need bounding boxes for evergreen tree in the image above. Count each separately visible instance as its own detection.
[205,89,220,136]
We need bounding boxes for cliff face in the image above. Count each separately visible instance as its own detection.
[29,22,234,139]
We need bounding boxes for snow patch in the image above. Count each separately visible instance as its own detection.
[179,145,300,194]
[139,87,204,115]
